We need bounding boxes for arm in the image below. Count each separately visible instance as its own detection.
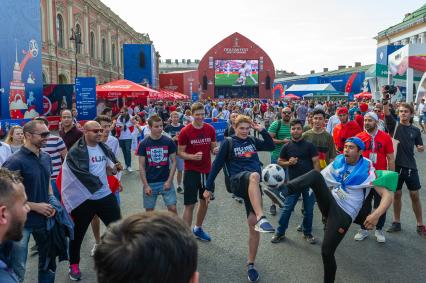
[178,145,198,161]
[254,129,275,151]
[364,186,393,229]
[386,153,395,171]
[164,153,177,190]
[268,121,285,144]
[278,157,290,168]
[205,141,228,192]
[138,156,152,196]
[211,141,219,155]
[312,156,321,171]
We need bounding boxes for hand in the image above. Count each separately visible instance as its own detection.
[283,138,290,144]
[144,185,153,196]
[251,122,264,132]
[32,203,56,218]
[288,157,298,165]
[114,162,124,172]
[417,145,424,152]
[213,146,219,155]
[363,213,380,230]
[163,181,172,191]
[203,190,212,203]
[118,184,124,192]
[193,152,203,161]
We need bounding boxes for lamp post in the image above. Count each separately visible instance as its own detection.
[70,27,83,79]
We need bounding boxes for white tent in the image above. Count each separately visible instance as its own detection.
[286,83,336,92]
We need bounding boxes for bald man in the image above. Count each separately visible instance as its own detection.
[63,120,122,281]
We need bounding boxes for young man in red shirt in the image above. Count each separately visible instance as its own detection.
[354,112,395,243]
[178,102,219,241]
[333,107,362,154]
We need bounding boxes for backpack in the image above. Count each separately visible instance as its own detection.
[223,136,256,193]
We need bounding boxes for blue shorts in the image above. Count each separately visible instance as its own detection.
[176,155,184,171]
[143,182,177,209]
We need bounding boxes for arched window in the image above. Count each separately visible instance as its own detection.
[102,38,106,62]
[56,14,64,48]
[75,24,82,54]
[42,72,47,84]
[112,44,116,66]
[90,32,95,58]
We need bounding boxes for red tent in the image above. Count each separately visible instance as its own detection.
[96,79,158,99]
[158,89,189,100]
[280,93,301,100]
[354,91,372,99]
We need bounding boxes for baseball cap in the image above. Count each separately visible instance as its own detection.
[337,107,348,115]
[345,137,365,150]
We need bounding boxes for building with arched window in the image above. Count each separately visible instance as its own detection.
[41,0,153,84]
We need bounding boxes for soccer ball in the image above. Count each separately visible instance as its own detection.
[262,164,285,189]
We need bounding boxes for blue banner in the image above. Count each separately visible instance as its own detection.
[75,77,97,121]
[204,118,228,142]
[0,0,43,120]
[124,44,158,89]
[192,92,199,102]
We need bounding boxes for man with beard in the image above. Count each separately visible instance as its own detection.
[333,107,362,154]
[3,120,56,283]
[0,169,30,283]
[353,112,394,243]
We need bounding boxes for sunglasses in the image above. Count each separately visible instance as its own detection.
[87,129,104,134]
[31,131,50,138]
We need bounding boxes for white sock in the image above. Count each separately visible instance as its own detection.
[194,225,201,230]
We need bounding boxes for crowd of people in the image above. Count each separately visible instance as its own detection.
[0,87,425,283]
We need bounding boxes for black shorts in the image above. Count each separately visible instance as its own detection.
[183,170,213,205]
[396,166,421,191]
[230,171,261,217]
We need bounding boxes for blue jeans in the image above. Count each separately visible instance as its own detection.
[276,188,315,235]
[11,227,55,283]
[119,139,132,168]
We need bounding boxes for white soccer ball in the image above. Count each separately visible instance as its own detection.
[262,164,286,189]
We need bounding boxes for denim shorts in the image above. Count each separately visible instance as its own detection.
[143,182,177,209]
[176,155,184,171]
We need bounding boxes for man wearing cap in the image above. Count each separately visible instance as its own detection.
[263,137,393,283]
[353,112,395,243]
[333,107,362,154]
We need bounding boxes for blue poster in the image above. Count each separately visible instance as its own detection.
[192,93,199,102]
[0,0,43,119]
[204,118,228,142]
[75,77,97,121]
[124,44,158,89]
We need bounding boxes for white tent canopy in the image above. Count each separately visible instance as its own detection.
[286,83,336,92]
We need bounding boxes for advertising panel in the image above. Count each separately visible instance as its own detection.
[43,84,74,116]
[214,60,259,86]
[124,44,158,89]
[75,77,97,121]
[0,0,43,119]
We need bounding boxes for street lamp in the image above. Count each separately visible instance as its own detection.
[70,27,83,78]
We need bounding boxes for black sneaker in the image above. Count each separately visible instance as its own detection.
[263,186,286,208]
[386,222,401,233]
[177,186,184,194]
[296,224,303,232]
[417,225,426,237]
[269,204,277,216]
[247,264,260,282]
[210,192,215,201]
[304,234,317,244]
[271,233,285,243]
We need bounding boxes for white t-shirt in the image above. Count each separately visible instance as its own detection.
[88,145,113,200]
[330,165,371,220]
[116,115,134,140]
[106,135,119,156]
[0,142,12,166]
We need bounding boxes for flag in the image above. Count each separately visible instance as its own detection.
[373,170,398,192]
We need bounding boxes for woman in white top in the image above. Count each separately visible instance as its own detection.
[5,125,24,153]
[115,106,136,171]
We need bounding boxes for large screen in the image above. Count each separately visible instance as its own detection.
[214,60,259,86]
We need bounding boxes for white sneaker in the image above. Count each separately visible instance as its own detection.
[354,229,369,241]
[375,229,386,243]
[90,244,98,257]
[127,167,134,172]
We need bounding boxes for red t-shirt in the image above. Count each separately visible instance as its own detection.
[356,130,394,170]
[354,114,364,129]
[178,123,216,173]
[169,105,177,113]
[333,121,362,152]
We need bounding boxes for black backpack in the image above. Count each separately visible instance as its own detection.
[223,136,257,193]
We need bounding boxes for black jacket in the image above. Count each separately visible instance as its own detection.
[66,137,118,194]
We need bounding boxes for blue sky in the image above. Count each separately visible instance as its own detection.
[102,0,425,74]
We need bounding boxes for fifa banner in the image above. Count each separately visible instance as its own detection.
[75,77,97,121]
[388,44,426,103]
[43,84,75,116]
[205,118,227,142]
[0,0,43,120]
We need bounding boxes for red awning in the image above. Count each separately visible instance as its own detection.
[157,89,189,100]
[354,92,372,99]
[96,80,158,99]
[280,93,301,100]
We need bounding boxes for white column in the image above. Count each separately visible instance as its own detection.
[67,2,73,50]
[420,33,426,44]
[410,35,418,44]
[117,38,121,68]
[107,30,112,64]
[84,9,89,55]
[46,0,55,49]
[406,68,414,103]
[97,25,102,60]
